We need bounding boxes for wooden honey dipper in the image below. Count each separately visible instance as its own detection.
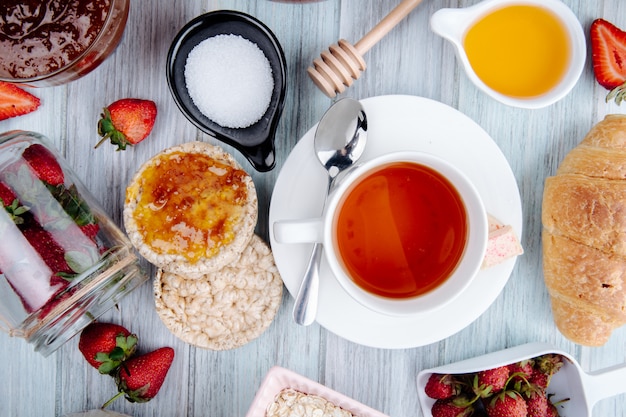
[308,0,425,98]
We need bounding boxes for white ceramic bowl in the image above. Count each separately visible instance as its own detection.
[430,0,586,109]
[416,342,626,417]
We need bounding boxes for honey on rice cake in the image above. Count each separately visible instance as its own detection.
[124,141,257,275]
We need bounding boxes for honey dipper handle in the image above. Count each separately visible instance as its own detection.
[354,0,425,54]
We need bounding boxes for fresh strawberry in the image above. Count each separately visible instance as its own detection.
[0,182,16,206]
[546,400,561,417]
[0,81,41,121]
[507,360,533,383]
[103,347,174,407]
[22,143,65,186]
[534,354,565,379]
[431,396,475,417]
[591,19,626,104]
[0,182,28,224]
[79,322,138,375]
[38,286,76,319]
[80,223,100,240]
[474,366,510,397]
[425,374,461,400]
[22,225,74,276]
[524,388,549,417]
[96,98,157,151]
[485,390,527,417]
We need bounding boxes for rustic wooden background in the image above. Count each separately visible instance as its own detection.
[1,0,625,416]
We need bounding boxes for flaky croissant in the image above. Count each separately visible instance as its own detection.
[542,114,626,346]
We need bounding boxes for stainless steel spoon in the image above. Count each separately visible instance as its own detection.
[292,98,368,326]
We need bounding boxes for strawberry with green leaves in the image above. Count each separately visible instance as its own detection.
[591,18,626,104]
[103,346,174,407]
[431,396,475,417]
[0,81,41,121]
[79,322,138,375]
[425,374,461,400]
[484,390,527,417]
[0,182,28,224]
[474,366,510,398]
[96,98,157,151]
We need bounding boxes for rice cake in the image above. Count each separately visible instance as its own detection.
[124,141,257,276]
[154,235,283,350]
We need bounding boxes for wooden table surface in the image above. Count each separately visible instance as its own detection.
[1,0,626,416]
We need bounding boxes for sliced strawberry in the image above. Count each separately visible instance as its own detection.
[0,81,41,121]
[0,182,28,224]
[0,182,16,206]
[96,98,157,151]
[591,18,626,104]
[80,223,100,240]
[22,225,75,277]
[22,143,65,186]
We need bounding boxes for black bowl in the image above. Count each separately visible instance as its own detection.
[166,10,287,172]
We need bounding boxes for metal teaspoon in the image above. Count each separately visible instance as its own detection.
[292,98,368,326]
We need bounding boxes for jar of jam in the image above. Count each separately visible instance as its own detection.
[0,0,130,87]
[0,131,147,355]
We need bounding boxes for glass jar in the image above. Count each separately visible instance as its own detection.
[0,0,130,87]
[0,131,147,356]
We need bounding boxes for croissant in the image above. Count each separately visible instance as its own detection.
[542,114,626,346]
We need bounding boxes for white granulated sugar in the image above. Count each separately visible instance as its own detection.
[185,34,274,129]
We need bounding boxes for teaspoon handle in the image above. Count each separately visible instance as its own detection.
[293,241,323,326]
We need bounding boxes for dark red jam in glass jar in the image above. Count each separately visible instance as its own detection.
[0,0,129,86]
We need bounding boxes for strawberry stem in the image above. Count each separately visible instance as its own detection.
[101,391,125,409]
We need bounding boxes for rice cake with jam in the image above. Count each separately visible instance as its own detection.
[124,141,257,276]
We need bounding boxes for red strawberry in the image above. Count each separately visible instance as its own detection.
[38,286,76,319]
[425,374,461,399]
[79,322,138,375]
[22,143,65,186]
[507,360,533,383]
[431,397,475,417]
[0,182,16,206]
[22,225,74,276]
[485,390,527,417]
[96,98,157,151]
[524,389,549,417]
[534,354,565,379]
[103,347,174,407]
[0,81,41,121]
[591,19,626,104]
[474,366,510,397]
[546,401,562,417]
[80,223,100,241]
[0,182,28,224]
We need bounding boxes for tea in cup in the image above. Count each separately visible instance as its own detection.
[273,151,487,316]
[430,0,586,109]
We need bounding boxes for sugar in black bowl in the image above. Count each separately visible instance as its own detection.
[167,10,287,172]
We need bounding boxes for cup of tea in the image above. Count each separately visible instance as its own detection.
[273,151,488,316]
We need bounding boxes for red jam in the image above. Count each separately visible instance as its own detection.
[0,0,115,80]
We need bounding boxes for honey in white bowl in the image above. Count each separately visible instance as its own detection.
[463,4,570,98]
[430,0,586,109]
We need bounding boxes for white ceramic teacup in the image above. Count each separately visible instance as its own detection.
[273,151,488,316]
[430,0,586,109]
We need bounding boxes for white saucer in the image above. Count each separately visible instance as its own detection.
[269,95,522,349]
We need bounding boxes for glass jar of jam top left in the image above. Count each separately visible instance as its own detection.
[0,0,130,87]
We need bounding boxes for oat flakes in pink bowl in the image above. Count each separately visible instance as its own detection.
[247,366,390,417]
